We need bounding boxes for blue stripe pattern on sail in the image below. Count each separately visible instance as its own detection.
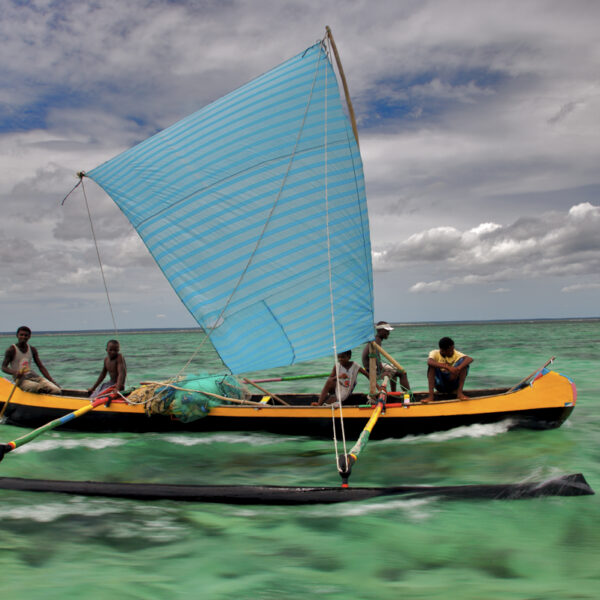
[87,42,374,373]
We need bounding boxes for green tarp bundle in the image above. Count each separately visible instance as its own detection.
[135,373,246,423]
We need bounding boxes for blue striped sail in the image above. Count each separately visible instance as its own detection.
[87,42,374,373]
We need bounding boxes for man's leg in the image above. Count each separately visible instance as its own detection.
[399,371,410,391]
[19,375,45,393]
[453,357,469,400]
[381,364,398,392]
[40,379,61,395]
[314,376,336,406]
[424,366,436,402]
[19,374,60,395]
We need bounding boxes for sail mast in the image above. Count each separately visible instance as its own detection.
[326,26,360,148]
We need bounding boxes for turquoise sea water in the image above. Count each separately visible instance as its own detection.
[0,320,598,599]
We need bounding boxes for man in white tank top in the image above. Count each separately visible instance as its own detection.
[313,350,369,406]
[2,326,61,394]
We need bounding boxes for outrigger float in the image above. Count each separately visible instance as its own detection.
[0,473,592,504]
[0,28,590,503]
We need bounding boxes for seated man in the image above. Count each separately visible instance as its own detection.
[361,321,410,392]
[2,326,61,394]
[88,339,127,397]
[425,336,472,403]
[312,350,369,407]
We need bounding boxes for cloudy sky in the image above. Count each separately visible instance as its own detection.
[1,0,599,332]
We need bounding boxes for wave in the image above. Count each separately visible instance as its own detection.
[162,432,300,447]
[12,436,128,453]
[2,498,122,522]
[381,419,515,444]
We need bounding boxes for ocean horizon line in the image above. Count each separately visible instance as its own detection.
[1,316,598,337]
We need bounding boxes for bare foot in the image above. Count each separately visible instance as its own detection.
[422,394,434,404]
[457,392,469,400]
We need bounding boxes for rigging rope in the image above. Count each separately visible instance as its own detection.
[61,176,83,206]
[323,34,349,470]
[80,177,119,337]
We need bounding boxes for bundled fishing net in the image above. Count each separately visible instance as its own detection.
[128,373,248,422]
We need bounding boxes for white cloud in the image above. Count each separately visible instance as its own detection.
[1,0,600,327]
[561,283,600,293]
[410,280,453,294]
[376,202,600,292]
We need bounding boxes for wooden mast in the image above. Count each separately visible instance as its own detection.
[326,26,360,148]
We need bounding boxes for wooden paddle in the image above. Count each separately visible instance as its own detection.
[0,393,113,463]
[0,376,21,422]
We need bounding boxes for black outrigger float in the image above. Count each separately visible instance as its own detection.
[0,473,593,505]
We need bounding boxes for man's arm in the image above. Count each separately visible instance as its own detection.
[1,346,16,377]
[455,356,473,372]
[115,355,127,391]
[427,357,447,369]
[428,355,473,374]
[32,347,57,384]
[88,365,108,395]
[361,344,370,371]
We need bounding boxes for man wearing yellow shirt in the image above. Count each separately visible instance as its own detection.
[425,337,473,403]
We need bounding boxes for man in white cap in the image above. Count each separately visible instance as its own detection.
[361,321,410,392]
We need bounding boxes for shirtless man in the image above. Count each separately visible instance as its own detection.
[88,340,127,397]
[2,326,61,394]
[425,336,473,403]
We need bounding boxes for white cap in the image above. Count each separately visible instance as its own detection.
[376,321,394,331]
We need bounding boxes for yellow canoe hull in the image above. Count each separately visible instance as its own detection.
[0,371,575,440]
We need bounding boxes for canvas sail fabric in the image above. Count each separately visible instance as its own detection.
[87,42,374,374]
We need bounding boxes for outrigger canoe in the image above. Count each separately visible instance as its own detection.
[0,369,576,440]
